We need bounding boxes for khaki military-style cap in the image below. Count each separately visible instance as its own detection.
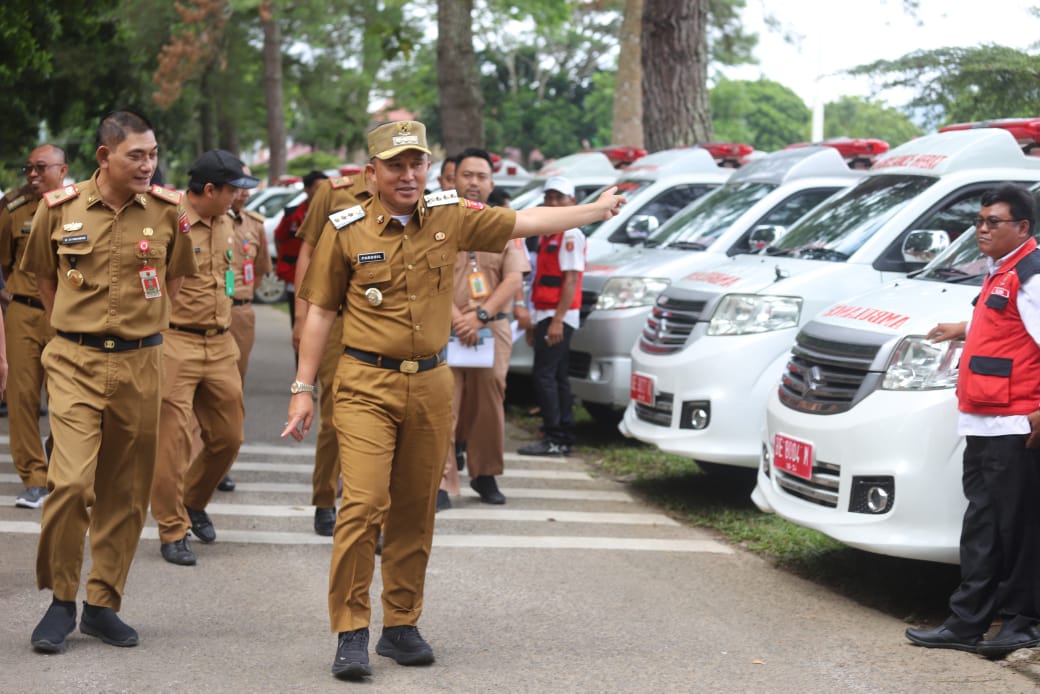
[368,121,432,160]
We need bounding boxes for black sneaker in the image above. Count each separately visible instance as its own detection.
[79,603,139,647]
[314,507,336,536]
[436,489,452,512]
[469,476,506,504]
[217,475,235,492]
[517,439,565,457]
[160,537,197,566]
[332,628,372,680]
[185,505,216,544]
[376,625,435,666]
[31,599,76,653]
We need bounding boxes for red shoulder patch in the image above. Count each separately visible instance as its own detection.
[179,211,191,234]
[459,198,485,210]
[44,185,79,208]
[329,176,354,189]
[149,184,182,205]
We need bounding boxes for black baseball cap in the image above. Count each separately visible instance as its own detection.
[188,149,260,189]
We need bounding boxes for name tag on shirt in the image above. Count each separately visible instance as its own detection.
[358,252,386,264]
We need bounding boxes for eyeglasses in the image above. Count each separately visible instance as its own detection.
[21,163,63,176]
[973,216,1022,229]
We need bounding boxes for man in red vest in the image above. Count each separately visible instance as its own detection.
[910,183,1040,658]
[518,176,585,457]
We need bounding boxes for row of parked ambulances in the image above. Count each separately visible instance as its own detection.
[567,120,1040,565]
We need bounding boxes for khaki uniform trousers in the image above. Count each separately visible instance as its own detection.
[6,300,54,488]
[229,303,256,384]
[328,355,452,633]
[151,330,244,543]
[313,313,344,508]
[36,337,161,610]
[442,320,512,494]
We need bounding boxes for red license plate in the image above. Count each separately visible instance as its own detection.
[773,433,814,480]
[630,372,655,406]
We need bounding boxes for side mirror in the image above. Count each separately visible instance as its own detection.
[902,229,950,263]
[626,214,659,240]
[748,224,786,251]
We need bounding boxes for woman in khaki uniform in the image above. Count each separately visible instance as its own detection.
[282,120,625,681]
[23,111,197,654]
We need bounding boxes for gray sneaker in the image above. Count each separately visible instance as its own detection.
[15,486,48,509]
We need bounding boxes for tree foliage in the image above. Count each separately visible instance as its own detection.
[710,78,810,151]
[823,96,923,147]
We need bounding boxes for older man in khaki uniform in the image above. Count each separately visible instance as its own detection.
[23,110,196,653]
[283,120,624,681]
[0,144,65,509]
[150,150,258,567]
[292,172,371,535]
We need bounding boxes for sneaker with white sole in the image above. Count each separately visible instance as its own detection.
[15,486,48,509]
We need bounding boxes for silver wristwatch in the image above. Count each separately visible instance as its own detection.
[289,380,316,394]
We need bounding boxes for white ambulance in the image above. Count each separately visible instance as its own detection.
[620,125,1040,474]
[752,178,1040,564]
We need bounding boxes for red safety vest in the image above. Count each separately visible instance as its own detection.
[531,232,583,311]
[958,237,1040,415]
[274,201,308,284]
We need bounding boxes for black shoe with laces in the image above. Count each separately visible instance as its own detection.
[376,625,435,665]
[160,537,197,566]
[517,439,565,457]
[470,476,506,504]
[79,602,139,647]
[185,505,216,544]
[332,628,372,680]
[31,598,76,653]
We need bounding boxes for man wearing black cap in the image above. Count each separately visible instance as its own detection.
[150,149,259,566]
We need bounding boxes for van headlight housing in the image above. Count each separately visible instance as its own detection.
[595,277,670,311]
[707,294,802,335]
[882,336,962,390]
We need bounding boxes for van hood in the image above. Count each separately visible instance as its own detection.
[811,277,978,336]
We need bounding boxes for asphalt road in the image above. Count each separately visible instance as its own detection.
[0,305,1035,692]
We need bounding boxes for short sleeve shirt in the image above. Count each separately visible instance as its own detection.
[300,193,517,360]
[20,172,197,339]
[0,195,42,297]
[230,210,272,300]
[452,237,530,312]
[169,196,237,330]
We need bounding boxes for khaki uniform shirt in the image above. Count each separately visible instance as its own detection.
[169,196,237,330]
[301,194,516,360]
[296,173,371,248]
[452,238,531,312]
[21,172,197,339]
[0,195,42,298]
[229,209,272,300]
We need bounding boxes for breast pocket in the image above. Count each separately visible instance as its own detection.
[55,241,96,288]
[426,250,454,293]
[358,262,392,287]
[134,245,167,269]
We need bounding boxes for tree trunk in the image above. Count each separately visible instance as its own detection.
[437,0,484,155]
[612,0,643,147]
[260,0,286,184]
[641,0,711,152]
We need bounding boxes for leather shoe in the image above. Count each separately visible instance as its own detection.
[160,537,197,566]
[455,441,466,471]
[332,628,372,680]
[470,476,506,504]
[436,489,451,512]
[314,507,336,536]
[978,624,1040,659]
[217,475,235,492]
[905,625,981,652]
[80,602,139,647]
[185,505,216,544]
[376,625,434,665]
[31,599,76,653]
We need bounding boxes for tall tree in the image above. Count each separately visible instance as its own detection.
[612,0,643,147]
[823,96,922,147]
[259,0,287,183]
[641,0,710,151]
[437,0,484,153]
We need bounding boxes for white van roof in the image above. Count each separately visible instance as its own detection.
[538,152,617,178]
[869,128,1040,177]
[727,146,861,185]
[621,147,727,178]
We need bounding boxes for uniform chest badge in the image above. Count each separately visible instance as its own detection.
[62,222,83,232]
[365,287,383,306]
[434,232,446,241]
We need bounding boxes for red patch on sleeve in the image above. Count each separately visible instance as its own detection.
[178,212,191,234]
[459,198,485,210]
[565,240,575,252]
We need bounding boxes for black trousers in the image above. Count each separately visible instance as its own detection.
[531,318,575,446]
[946,434,1040,635]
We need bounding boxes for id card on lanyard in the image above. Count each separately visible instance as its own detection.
[468,252,489,299]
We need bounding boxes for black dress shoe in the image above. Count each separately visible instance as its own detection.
[314,507,336,536]
[217,475,235,492]
[79,603,139,647]
[455,441,466,471]
[436,489,452,512]
[332,628,372,680]
[160,537,197,566]
[470,476,506,504]
[376,625,434,666]
[905,625,981,652]
[978,624,1040,659]
[31,599,76,653]
[185,505,216,544]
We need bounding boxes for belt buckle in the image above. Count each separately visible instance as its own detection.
[399,359,419,374]
[103,339,116,350]
[205,328,218,337]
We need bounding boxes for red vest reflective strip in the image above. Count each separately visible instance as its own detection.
[531,232,583,311]
[958,237,1040,415]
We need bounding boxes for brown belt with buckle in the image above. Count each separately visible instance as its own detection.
[57,330,163,352]
[11,294,45,310]
[169,324,228,337]
[344,347,446,374]
[231,298,252,306]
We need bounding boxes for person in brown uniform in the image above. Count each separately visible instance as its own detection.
[439,147,529,508]
[215,169,272,493]
[150,149,258,567]
[292,170,371,535]
[0,144,65,508]
[23,110,196,653]
[282,120,624,681]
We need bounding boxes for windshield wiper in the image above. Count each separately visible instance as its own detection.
[764,244,848,261]
[944,272,987,284]
[643,238,662,248]
[667,240,708,251]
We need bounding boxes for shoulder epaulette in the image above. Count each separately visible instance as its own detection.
[246,209,266,223]
[329,205,365,230]
[148,184,182,205]
[329,176,354,190]
[424,189,458,208]
[6,195,29,212]
[44,185,79,208]
[459,198,485,210]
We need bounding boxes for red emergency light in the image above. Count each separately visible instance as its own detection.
[277,175,302,185]
[939,118,1040,151]
[786,138,890,167]
[338,164,363,176]
[598,145,648,168]
[698,142,754,167]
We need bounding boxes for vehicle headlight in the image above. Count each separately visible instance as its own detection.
[707,294,802,335]
[594,277,670,311]
[882,336,962,390]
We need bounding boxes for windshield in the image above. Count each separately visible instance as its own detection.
[581,179,655,235]
[648,182,775,248]
[767,174,935,261]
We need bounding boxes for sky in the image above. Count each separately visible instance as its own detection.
[726,0,1040,110]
